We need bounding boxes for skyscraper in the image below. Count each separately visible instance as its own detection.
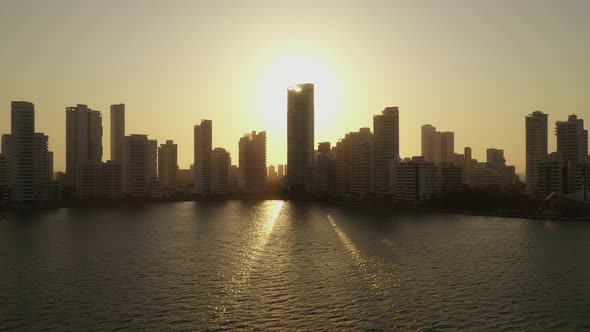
[10,101,35,203]
[239,131,267,193]
[556,114,588,164]
[373,107,399,194]
[6,102,54,204]
[110,104,125,162]
[65,104,103,188]
[421,124,436,161]
[212,147,231,194]
[287,83,314,190]
[123,134,149,197]
[525,111,548,197]
[158,140,178,190]
[194,120,212,194]
[421,125,454,163]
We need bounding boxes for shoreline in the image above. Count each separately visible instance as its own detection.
[2,195,589,222]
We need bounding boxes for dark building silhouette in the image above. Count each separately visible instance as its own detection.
[194,120,212,194]
[287,83,314,191]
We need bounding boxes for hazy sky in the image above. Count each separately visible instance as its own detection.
[1,0,589,174]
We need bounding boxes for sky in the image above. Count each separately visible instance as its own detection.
[1,0,589,175]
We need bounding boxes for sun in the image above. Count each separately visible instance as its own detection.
[255,54,344,136]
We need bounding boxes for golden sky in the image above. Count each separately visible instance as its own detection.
[1,0,589,175]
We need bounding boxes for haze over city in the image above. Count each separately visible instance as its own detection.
[2,0,589,174]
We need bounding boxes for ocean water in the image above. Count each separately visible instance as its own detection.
[2,200,590,330]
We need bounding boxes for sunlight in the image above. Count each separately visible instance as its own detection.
[255,54,345,135]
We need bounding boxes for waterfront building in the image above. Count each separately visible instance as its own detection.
[212,148,231,194]
[194,120,212,194]
[110,104,125,162]
[65,104,103,188]
[239,131,267,193]
[373,107,399,195]
[158,140,178,190]
[525,111,548,198]
[287,83,314,190]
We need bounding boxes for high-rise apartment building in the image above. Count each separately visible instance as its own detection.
[147,139,158,180]
[239,131,267,192]
[194,120,212,194]
[373,107,399,194]
[421,125,454,163]
[10,102,35,203]
[5,102,55,204]
[556,114,588,164]
[110,104,125,162]
[211,148,231,194]
[525,111,548,198]
[287,83,314,190]
[66,104,103,188]
[124,134,150,197]
[158,140,178,190]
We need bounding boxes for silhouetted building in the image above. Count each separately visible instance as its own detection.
[158,140,178,190]
[350,128,374,196]
[467,149,519,189]
[314,142,331,194]
[392,157,439,201]
[194,120,212,194]
[278,164,284,178]
[123,135,152,197]
[526,111,548,198]
[287,83,314,190]
[454,147,477,183]
[239,131,267,193]
[212,148,231,194]
[229,165,240,193]
[110,104,125,162]
[556,114,588,164]
[373,107,399,195]
[421,125,454,163]
[267,165,278,181]
[5,102,55,204]
[439,162,463,193]
[66,104,103,189]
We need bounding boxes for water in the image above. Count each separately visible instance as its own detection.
[1,200,590,331]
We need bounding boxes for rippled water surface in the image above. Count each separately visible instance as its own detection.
[2,200,590,330]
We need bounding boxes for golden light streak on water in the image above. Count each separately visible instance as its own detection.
[215,200,284,321]
[327,214,388,292]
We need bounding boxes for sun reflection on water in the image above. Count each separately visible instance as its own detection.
[215,200,284,322]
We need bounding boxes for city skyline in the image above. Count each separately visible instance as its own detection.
[2,0,589,174]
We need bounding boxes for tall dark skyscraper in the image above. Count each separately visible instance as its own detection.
[287,83,314,190]
[194,120,212,194]
[110,104,125,162]
[373,107,400,194]
[10,101,35,203]
[525,111,548,197]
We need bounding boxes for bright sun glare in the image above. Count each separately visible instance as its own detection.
[256,54,344,135]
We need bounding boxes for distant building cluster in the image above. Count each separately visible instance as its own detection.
[1,83,589,209]
[526,112,589,203]
[286,84,521,202]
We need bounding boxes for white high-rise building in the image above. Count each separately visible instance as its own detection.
[158,140,178,190]
[66,104,103,188]
[373,107,399,194]
[525,111,548,197]
[194,120,212,194]
[212,147,231,194]
[110,104,125,162]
